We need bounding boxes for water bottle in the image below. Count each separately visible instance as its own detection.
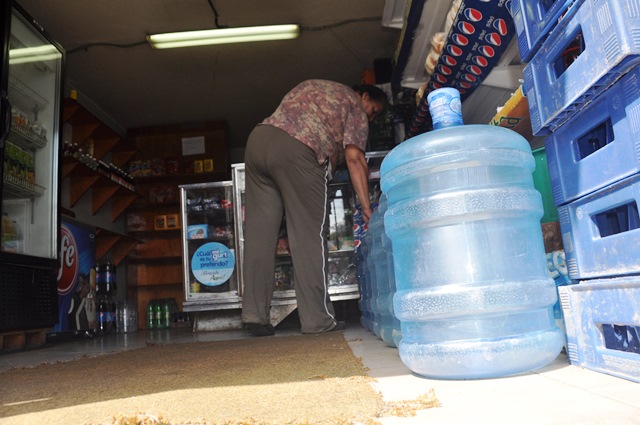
[380,87,564,379]
[371,194,400,348]
[364,224,379,335]
[356,237,373,331]
[384,229,403,348]
[368,201,388,340]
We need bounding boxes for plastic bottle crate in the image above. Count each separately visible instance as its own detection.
[545,66,640,207]
[511,0,579,63]
[558,173,640,280]
[559,276,640,383]
[523,0,640,136]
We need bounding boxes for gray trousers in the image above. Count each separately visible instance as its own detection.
[240,125,337,333]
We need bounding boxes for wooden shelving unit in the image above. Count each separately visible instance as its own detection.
[126,121,230,328]
[61,98,141,267]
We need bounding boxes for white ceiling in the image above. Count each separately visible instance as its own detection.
[16,0,401,159]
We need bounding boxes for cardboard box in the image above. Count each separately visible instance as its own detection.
[204,159,214,173]
[490,85,533,141]
[166,213,180,229]
[154,215,167,230]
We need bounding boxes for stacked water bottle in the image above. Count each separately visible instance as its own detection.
[513,0,640,381]
[378,87,564,379]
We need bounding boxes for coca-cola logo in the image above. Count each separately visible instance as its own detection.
[57,225,78,295]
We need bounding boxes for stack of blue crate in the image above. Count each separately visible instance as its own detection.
[513,0,640,382]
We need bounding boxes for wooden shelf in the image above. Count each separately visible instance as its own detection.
[95,227,141,266]
[63,158,139,220]
[127,228,182,237]
[134,171,228,185]
[127,121,229,322]
[63,98,137,166]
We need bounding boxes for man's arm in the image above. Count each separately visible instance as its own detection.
[345,144,371,224]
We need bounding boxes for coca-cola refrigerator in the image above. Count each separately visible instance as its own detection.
[0,2,65,332]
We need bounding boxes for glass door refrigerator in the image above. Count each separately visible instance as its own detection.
[231,158,389,303]
[0,2,65,332]
[180,181,240,312]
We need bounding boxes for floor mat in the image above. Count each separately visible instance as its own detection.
[0,332,387,425]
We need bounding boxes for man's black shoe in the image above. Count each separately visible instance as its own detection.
[245,323,275,337]
[328,321,346,332]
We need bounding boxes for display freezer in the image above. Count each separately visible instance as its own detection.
[180,181,240,312]
[0,1,64,331]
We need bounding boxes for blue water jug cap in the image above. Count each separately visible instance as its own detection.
[427,88,463,129]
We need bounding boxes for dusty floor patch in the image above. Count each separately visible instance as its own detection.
[0,333,438,424]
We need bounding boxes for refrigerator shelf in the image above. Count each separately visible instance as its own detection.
[8,124,47,150]
[7,74,48,114]
[3,171,45,198]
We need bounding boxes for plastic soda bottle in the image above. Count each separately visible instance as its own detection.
[147,299,156,329]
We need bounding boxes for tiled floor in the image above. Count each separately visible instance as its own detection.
[2,322,639,425]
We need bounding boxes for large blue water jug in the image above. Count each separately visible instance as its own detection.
[364,225,380,336]
[380,88,564,379]
[354,233,373,331]
[368,199,388,340]
[370,194,401,347]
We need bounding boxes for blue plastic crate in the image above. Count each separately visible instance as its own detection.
[559,277,640,383]
[558,173,640,280]
[512,0,578,63]
[523,0,640,136]
[545,67,640,207]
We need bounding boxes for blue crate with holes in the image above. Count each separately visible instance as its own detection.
[511,0,579,63]
[558,173,640,280]
[559,277,640,382]
[545,67,640,207]
[523,0,640,136]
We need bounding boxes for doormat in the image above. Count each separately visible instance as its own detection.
[0,332,438,424]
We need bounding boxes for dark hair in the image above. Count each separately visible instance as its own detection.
[352,84,388,104]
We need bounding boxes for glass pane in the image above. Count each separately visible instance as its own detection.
[2,9,63,258]
[181,183,238,299]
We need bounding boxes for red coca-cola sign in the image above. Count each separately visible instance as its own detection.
[57,224,78,295]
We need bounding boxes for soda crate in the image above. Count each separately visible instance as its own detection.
[559,277,640,383]
[511,0,579,63]
[558,173,640,280]
[545,66,640,207]
[523,0,640,136]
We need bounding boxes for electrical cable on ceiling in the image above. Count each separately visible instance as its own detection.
[67,0,381,54]
[301,17,381,31]
[67,41,147,55]
[206,0,228,29]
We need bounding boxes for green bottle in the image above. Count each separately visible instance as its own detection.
[154,299,162,329]
[147,300,156,329]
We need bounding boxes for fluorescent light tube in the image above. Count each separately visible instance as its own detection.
[9,45,61,64]
[147,24,300,49]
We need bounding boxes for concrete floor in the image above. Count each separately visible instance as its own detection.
[1,319,640,424]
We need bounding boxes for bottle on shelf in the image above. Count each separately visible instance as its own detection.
[147,299,156,329]
[154,300,162,329]
[96,298,110,335]
[104,258,117,297]
[95,261,105,298]
[1,213,17,253]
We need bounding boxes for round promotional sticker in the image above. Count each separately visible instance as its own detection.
[191,242,235,286]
